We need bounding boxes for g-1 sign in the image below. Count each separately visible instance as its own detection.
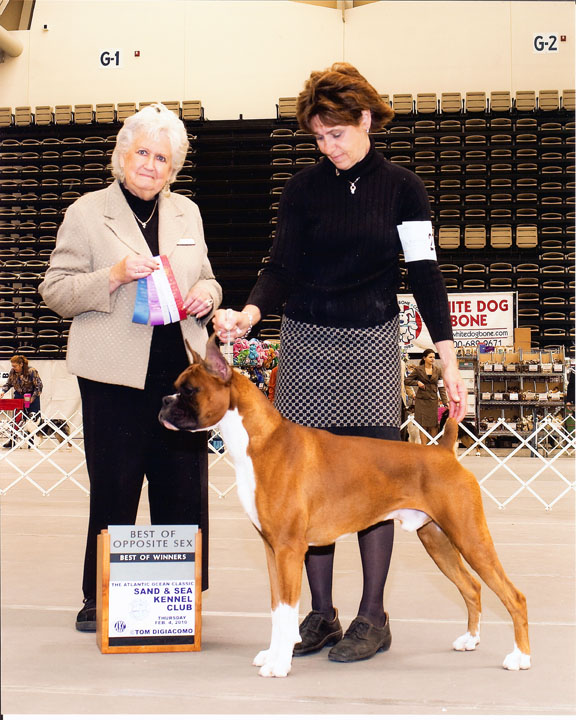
[398,292,516,352]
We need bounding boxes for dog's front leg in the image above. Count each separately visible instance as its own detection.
[253,541,305,678]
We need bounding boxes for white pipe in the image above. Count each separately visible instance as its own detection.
[0,24,23,57]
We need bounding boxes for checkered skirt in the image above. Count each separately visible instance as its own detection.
[274,315,401,428]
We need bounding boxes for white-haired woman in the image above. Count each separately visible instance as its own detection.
[40,103,222,631]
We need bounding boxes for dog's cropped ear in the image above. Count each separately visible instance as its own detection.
[204,334,232,382]
[185,340,204,367]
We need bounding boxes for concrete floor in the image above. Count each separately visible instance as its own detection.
[1,453,575,719]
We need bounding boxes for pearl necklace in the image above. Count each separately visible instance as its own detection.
[132,199,158,229]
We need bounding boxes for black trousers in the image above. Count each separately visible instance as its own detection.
[78,375,209,599]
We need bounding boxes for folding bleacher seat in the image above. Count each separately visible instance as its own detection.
[516,277,539,288]
[161,101,180,117]
[277,98,297,119]
[414,120,436,132]
[416,93,437,114]
[117,102,137,121]
[182,101,203,121]
[465,92,487,113]
[54,105,73,124]
[489,276,513,289]
[95,104,116,123]
[462,262,486,279]
[440,93,462,114]
[438,119,461,133]
[73,104,93,123]
[516,225,538,249]
[538,90,559,111]
[490,225,512,249]
[392,94,413,114]
[562,89,575,111]
[380,94,390,107]
[0,107,13,126]
[464,225,486,249]
[33,106,52,125]
[438,225,460,250]
[515,91,536,112]
[490,91,512,112]
[462,278,486,289]
[15,106,32,125]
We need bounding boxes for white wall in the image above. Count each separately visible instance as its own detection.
[346,1,574,96]
[0,0,573,118]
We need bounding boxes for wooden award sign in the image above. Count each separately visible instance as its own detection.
[96,525,201,653]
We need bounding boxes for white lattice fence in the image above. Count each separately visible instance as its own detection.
[1,410,574,509]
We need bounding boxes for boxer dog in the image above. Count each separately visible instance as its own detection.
[159,336,530,678]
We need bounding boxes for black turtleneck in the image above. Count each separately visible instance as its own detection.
[247,143,453,341]
[120,183,160,255]
[119,183,189,382]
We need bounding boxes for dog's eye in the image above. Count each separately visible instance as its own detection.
[180,385,198,398]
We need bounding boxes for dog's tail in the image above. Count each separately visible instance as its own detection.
[438,417,459,453]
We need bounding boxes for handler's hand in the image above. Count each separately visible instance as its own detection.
[213,305,260,341]
[183,286,215,319]
[109,254,159,293]
[442,364,468,422]
[213,308,246,341]
[435,339,467,423]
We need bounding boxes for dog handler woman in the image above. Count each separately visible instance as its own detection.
[213,63,467,663]
[0,354,43,447]
[40,103,222,631]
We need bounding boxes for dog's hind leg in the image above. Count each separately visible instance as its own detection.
[253,538,306,678]
[417,521,482,651]
[447,522,530,670]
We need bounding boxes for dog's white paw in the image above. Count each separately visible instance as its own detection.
[453,631,480,651]
[258,657,292,678]
[253,649,292,677]
[503,646,531,670]
[253,649,269,667]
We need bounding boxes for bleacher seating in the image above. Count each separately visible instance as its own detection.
[0,90,574,355]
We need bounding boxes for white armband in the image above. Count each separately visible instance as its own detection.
[397,220,437,262]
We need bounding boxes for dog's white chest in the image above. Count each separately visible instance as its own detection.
[218,409,261,531]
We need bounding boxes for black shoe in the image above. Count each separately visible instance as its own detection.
[293,609,343,656]
[328,614,391,662]
[3,440,14,448]
[76,598,97,632]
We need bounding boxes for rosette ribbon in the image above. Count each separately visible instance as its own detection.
[132,255,187,326]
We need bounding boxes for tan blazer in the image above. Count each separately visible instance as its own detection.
[39,181,222,389]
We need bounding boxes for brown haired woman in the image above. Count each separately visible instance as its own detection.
[0,354,43,447]
[214,63,467,663]
[405,348,449,445]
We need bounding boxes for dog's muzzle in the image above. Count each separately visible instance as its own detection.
[158,393,201,432]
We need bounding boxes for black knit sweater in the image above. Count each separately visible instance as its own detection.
[248,143,453,342]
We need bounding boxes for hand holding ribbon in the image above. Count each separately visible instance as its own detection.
[132,255,188,326]
[109,254,159,294]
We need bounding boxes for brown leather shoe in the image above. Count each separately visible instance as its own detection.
[328,614,391,662]
[293,609,343,656]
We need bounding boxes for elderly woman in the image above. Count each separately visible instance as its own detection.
[40,103,222,632]
[214,64,467,663]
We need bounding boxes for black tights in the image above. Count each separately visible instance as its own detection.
[304,424,399,628]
